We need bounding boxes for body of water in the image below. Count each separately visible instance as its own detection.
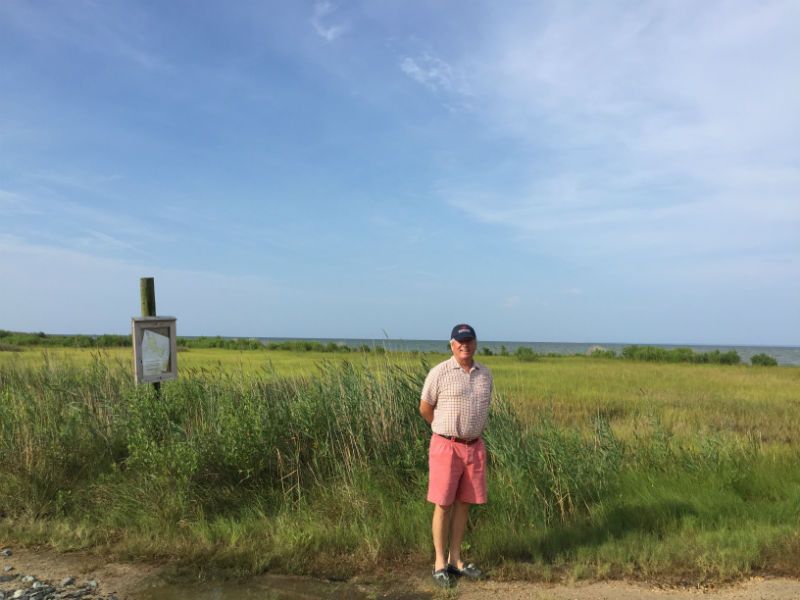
[256,337,800,367]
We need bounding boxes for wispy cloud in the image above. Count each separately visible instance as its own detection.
[31,169,125,195]
[374,264,400,273]
[0,1,168,72]
[430,2,800,270]
[0,190,40,216]
[1,175,165,260]
[74,229,140,253]
[400,53,454,91]
[312,2,347,41]
[501,295,521,309]
[1,2,796,344]
[0,234,295,336]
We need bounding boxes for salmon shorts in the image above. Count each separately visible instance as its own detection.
[427,434,487,506]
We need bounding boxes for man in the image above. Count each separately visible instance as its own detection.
[419,323,493,588]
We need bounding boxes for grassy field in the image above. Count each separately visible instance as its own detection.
[4,346,797,443]
[1,347,799,583]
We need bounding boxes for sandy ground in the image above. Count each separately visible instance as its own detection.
[2,547,800,600]
[454,578,800,600]
[0,547,160,599]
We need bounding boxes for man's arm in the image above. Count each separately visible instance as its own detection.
[419,398,434,425]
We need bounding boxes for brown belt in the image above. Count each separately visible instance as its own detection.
[437,433,479,445]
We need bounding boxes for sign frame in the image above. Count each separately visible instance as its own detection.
[131,316,178,385]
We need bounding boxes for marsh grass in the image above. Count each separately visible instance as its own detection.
[1,350,799,581]
[483,356,800,445]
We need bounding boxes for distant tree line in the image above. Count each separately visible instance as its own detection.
[478,343,777,366]
[619,345,741,364]
[0,331,389,354]
[589,344,778,366]
[1,330,779,365]
[0,330,130,348]
[179,336,385,353]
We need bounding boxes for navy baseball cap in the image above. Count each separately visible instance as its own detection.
[451,324,476,341]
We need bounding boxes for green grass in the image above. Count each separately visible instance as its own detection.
[1,348,799,583]
[4,348,797,444]
[481,355,800,445]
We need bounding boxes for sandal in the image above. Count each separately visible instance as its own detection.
[432,568,454,588]
[447,562,483,580]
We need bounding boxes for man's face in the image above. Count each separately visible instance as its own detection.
[450,337,477,362]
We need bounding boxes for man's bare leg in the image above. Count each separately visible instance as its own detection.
[447,499,470,568]
[432,504,452,571]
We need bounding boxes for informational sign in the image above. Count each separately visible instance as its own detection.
[132,316,177,385]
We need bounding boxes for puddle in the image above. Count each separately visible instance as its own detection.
[136,573,431,600]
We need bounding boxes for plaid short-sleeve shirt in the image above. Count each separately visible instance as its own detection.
[421,356,493,439]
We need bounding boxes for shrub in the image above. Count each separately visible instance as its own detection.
[621,345,640,360]
[751,353,778,366]
[95,334,130,347]
[590,348,617,359]
[621,345,741,365]
[480,347,493,356]
[706,349,741,365]
[73,335,94,348]
[514,346,539,362]
[669,347,696,363]
[0,331,131,348]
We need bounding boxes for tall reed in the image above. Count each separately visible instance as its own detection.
[1,352,798,580]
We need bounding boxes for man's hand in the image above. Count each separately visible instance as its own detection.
[420,399,434,424]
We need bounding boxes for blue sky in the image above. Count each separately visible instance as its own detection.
[1,1,798,345]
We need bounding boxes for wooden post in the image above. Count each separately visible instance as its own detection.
[140,277,161,395]
[140,277,156,318]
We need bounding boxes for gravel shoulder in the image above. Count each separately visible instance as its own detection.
[3,547,800,600]
[0,548,164,600]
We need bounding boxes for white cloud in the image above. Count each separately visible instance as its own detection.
[312,2,347,41]
[400,53,454,91]
[430,1,799,271]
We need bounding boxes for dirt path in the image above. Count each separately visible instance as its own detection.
[3,547,800,600]
[0,547,162,599]
[455,578,800,600]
